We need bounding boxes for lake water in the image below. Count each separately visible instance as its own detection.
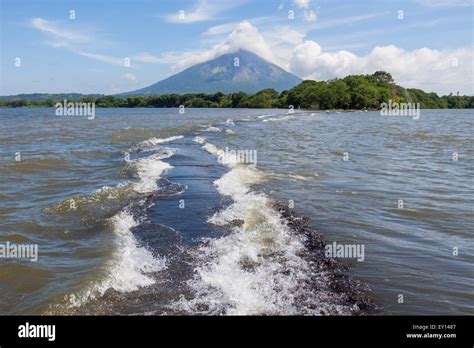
[0,108,472,315]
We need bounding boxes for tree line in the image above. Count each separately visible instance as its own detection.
[1,72,472,109]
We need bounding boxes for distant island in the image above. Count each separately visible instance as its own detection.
[2,48,472,110]
[119,50,302,96]
[1,71,472,109]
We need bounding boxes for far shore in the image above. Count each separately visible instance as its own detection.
[2,72,473,110]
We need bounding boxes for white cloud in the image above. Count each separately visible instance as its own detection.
[156,21,277,72]
[289,41,473,95]
[152,18,473,94]
[170,21,301,70]
[293,0,316,22]
[133,52,163,63]
[202,16,271,38]
[294,0,310,9]
[313,12,388,30]
[202,21,241,36]
[31,18,91,46]
[121,73,137,82]
[417,0,473,7]
[224,21,275,60]
[157,49,225,73]
[31,14,473,95]
[165,0,245,24]
[262,26,306,47]
[76,51,126,66]
[31,17,130,68]
[289,42,357,78]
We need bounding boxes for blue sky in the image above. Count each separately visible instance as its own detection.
[1,0,473,95]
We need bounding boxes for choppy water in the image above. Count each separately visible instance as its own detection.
[0,108,472,315]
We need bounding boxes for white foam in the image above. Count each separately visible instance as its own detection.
[202,142,223,156]
[203,126,221,132]
[193,136,207,144]
[262,115,295,123]
[257,114,276,119]
[142,135,183,145]
[105,211,166,291]
[171,140,355,315]
[67,210,166,307]
[207,167,264,225]
[225,119,235,126]
[175,161,320,314]
[133,153,174,193]
[131,136,183,152]
[268,171,320,182]
[288,173,319,181]
[225,129,237,135]
[174,141,341,315]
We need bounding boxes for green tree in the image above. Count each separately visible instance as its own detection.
[372,71,394,84]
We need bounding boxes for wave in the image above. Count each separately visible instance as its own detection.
[225,129,237,135]
[207,165,266,225]
[257,113,278,119]
[41,136,184,313]
[46,147,176,216]
[156,124,208,135]
[130,136,183,153]
[105,210,166,291]
[201,142,222,155]
[174,141,371,315]
[259,112,308,120]
[193,136,207,144]
[202,126,222,132]
[54,139,178,308]
[196,164,313,314]
[67,209,166,308]
[132,148,175,193]
[44,183,137,218]
[269,172,320,181]
[262,115,295,123]
[1,157,72,175]
[288,173,318,181]
[110,127,154,144]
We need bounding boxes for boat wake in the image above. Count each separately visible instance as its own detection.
[47,131,374,315]
[172,140,375,315]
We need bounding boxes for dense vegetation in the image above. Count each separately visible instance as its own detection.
[1,72,472,109]
[0,93,101,102]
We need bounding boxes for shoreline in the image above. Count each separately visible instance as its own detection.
[0,106,468,111]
